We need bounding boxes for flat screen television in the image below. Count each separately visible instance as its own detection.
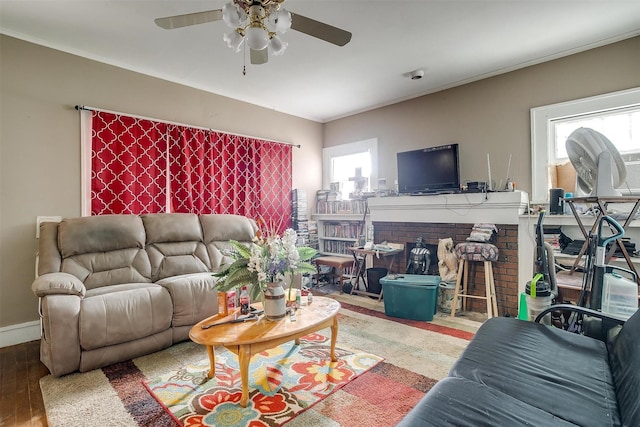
[397,144,460,194]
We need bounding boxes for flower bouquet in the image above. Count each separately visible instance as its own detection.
[213,219,317,304]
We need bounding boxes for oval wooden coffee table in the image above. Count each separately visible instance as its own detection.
[189,296,341,407]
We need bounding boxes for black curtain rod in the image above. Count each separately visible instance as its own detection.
[74,105,301,148]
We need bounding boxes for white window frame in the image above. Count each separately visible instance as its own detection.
[531,87,640,203]
[322,138,378,197]
[80,109,93,216]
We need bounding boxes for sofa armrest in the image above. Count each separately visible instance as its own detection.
[32,272,86,298]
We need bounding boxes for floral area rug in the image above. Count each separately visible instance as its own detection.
[40,296,476,426]
[145,333,382,426]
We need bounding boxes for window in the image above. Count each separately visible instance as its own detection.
[553,108,640,161]
[322,138,378,199]
[531,87,640,202]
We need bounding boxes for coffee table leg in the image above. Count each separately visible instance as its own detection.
[330,316,338,362]
[238,345,251,407]
[206,345,216,379]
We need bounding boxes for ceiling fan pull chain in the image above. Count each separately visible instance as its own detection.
[243,42,247,76]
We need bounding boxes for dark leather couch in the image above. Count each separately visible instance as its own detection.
[397,305,640,426]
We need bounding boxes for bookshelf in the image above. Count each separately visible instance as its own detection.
[314,215,364,255]
[313,199,370,256]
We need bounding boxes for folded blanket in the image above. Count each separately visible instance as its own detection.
[466,223,498,243]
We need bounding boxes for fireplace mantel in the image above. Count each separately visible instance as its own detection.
[367,191,529,225]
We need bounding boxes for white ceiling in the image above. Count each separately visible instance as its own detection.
[2,1,640,123]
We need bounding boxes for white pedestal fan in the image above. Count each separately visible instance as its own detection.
[565,127,627,197]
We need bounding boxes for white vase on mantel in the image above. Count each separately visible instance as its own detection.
[263,282,286,321]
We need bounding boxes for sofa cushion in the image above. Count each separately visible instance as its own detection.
[142,213,210,281]
[80,329,172,373]
[609,308,640,426]
[62,249,152,290]
[156,273,218,327]
[449,317,619,427]
[58,215,152,289]
[200,214,257,270]
[80,283,172,350]
[397,377,578,427]
[143,213,204,244]
[58,215,146,257]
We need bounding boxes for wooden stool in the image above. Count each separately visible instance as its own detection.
[450,242,499,319]
[314,256,353,294]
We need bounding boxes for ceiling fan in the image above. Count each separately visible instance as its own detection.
[155,0,352,65]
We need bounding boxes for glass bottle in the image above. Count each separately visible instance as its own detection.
[240,286,250,315]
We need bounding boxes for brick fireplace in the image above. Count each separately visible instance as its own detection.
[367,191,529,318]
[372,221,519,316]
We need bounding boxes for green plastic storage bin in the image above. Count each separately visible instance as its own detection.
[380,274,440,321]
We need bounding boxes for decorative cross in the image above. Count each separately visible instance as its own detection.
[348,167,367,192]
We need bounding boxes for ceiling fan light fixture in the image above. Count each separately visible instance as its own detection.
[222,3,246,28]
[224,30,244,52]
[245,25,269,51]
[269,9,292,33]
[269,35,288,56]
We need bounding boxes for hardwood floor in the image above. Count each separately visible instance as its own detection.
[0,340,49,427]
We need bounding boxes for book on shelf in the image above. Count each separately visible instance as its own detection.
[316,199,367,215]
[316,189,342,203]
[322,221,361,239]
[321,240,354,256]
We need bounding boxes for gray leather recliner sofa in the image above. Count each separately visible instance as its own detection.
[32,213,257,377]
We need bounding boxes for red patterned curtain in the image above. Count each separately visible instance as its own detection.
[207,133,258,218]
[91,112,168,215]
[90,111,292,229]
[253,137,293,232]
[167,126,292,231]
[168,125,214,213]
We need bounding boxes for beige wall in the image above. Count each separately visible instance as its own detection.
[324,37,640,195]
[1,34,639,332]
[0,35,323,328]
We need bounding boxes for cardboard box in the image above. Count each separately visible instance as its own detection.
[551,162,577,194]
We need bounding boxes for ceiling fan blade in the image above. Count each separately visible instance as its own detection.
[155,10,222,30]
[250,48,269,65]
[290,12,352,46]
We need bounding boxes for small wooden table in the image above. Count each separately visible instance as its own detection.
[349,246,403,301]
[189,296,341,407]
[314,255,354,293]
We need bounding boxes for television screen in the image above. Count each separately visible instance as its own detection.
[397,144,460,194]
